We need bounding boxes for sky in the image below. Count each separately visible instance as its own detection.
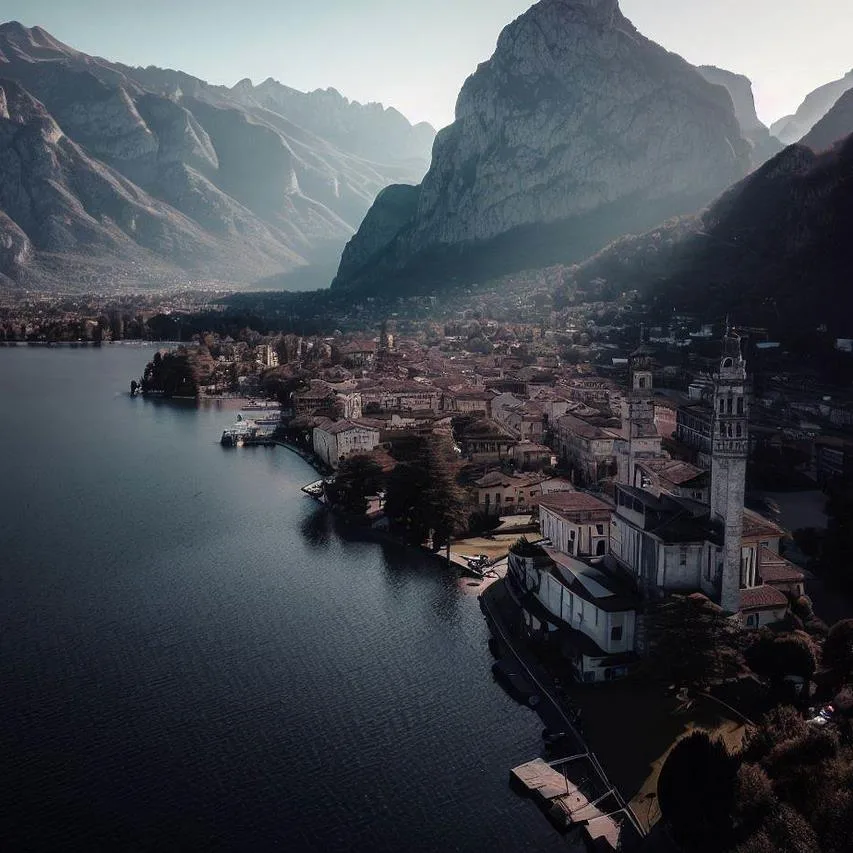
[4,0,852,130]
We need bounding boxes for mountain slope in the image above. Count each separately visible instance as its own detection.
[800,88,853,152]
[332,0,751,294]
[558,137,853,336]
[696,65,782,167]
[0,21,435,289]
[770,70,853,145]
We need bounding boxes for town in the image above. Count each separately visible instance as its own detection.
[126,293,853,850]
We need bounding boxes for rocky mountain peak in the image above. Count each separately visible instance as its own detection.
[334,0,750,293]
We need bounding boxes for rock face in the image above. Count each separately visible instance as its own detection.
[771,70,853,144]
[0,21,435,289]
[697,65,782,167]
[559,133,853,336]
[800,88,853,152]
[333,0,751,293]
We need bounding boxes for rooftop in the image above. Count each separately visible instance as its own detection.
[742,509,787,541]
[544,548,639,613]
[758,548,805,585]
[740,584,789,611]
[538,491,612,516]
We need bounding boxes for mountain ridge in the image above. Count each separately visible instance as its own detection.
[555,134,853,336]
[770,70,853,145]
[0,21,435,290]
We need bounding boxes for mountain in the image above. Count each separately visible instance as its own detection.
[696,66,782,167]
[332,0,751,295]
[0,22,435,290]
[800,88,853,152]
[557,136,853,336]
[770,70,853,145]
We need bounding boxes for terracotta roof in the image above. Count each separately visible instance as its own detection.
[557,413,614,440]
[538,491,612,515]
[758,548,805,585]
[742,509,787,540]
[475,471,547,489]
[638,458,706,485]
[739,584,789,611]
[316,419,379,436]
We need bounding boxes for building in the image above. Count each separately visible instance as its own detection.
[474,471,547,515]
[538,491,612,557]
[609,331,801,628]
[506,541,638,682]
[338,340,377,368]
[555,413,619,486]
[256,344,279,369]
[634,458,710,504]
[710,333,750,614]
[616,345,663,487]
[449,390,493,416]
[293,380,337,416]
[675,403,713,467]
[457,420,517,463]
[512,441,553,471]
[359,380,441,413]
[312,420,381,469]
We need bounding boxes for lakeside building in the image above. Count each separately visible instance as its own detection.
[506,541,638,683]
[312,419,381,469]
[537,491,611,558]
[474,471,548,515]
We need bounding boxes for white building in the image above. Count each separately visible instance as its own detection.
[538,491,612,558]
[507,543,638,682]
[312,420,381,469]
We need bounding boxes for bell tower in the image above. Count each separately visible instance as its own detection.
[711,326,749,613]
[619,342,656,486]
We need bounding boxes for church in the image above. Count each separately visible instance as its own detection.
[610,329,804,627]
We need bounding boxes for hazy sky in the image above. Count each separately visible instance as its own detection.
[5,0,852,129]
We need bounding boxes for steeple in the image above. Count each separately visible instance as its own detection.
[711,326,749,613]
[619,330,658,487]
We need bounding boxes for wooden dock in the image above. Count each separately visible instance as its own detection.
[510,756,631,850]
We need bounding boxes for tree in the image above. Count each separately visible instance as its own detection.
[744,631,818,683]
[644,595,743,688]
[325,455,383,518]
[823,619,853,680]
[658,730,740,852]
[384,437,466,550]
[384,462,432,544]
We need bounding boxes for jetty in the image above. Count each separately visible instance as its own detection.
[510,755,641,849]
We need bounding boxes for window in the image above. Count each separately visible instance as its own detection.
[596,524,605,535]
[746,613,758,628]
[611,625,623,642]
[737,397,744,415]
[680,547,687,567]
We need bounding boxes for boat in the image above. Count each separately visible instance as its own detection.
[220,417,257,446]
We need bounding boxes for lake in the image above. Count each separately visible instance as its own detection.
[0,346,562,851]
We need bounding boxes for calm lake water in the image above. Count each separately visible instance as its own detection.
[0,346,561,851]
